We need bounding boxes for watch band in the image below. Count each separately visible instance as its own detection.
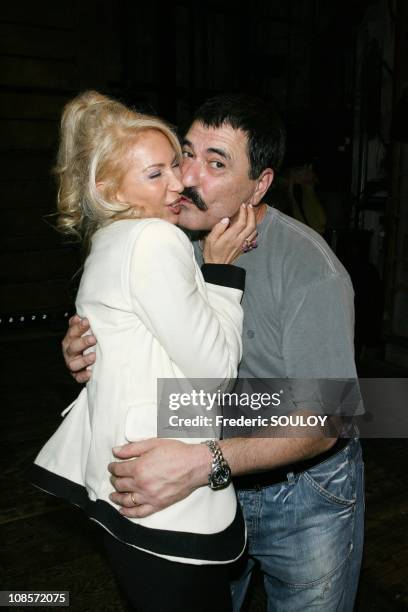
[203,440,232,490]
[205,439,224,465]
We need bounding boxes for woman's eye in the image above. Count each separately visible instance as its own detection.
[149,172,161,179]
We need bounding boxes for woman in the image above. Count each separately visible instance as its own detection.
[28,91,254,611]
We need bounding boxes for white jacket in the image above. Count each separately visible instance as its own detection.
[29,219,246,564]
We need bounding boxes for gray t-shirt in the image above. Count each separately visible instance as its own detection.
[194,206,358,387]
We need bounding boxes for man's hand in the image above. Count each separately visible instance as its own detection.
[62,315,97,383]
[108,439,210,518]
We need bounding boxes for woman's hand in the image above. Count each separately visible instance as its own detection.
[203,203,257,265]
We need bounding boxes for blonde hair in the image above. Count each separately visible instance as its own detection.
[55,90,181,242]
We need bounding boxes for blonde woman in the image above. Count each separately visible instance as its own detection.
[28,92,255,611]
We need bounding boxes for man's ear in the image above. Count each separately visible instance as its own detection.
[250,169,274,206]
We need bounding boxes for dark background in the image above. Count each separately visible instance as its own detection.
[0,1,408,610]
[0,0,407,362]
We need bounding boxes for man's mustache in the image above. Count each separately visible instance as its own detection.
[181,187,208,211]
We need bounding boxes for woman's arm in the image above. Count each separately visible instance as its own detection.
[127,220,245,379]
[61,204,256,381]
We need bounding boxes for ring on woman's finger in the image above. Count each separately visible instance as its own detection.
[241,239,250,253]
[130,492,138,506]
[241,239,258,253]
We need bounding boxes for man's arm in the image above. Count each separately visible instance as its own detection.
[220,435,337,476]
[108,434,336,518]
[109,272,356,518]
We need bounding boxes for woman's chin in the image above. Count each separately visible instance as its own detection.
[164,209,181,224]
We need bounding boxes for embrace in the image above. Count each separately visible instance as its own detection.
[29,91,364,612]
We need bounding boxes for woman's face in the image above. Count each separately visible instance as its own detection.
[115,130,184,223]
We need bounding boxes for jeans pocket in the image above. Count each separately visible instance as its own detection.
[301,449,357,507]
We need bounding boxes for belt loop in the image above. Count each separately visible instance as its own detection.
[287,471,295,485]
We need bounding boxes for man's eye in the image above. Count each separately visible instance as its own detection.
[182,150,193,158]
[210,161,225,169]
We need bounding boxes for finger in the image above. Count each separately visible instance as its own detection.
[237,204,257,240]
[108,455,146,478]
[73,370,92,384]
[108,459,138,478]
[206,217,230,242]
[246,230,258,244]
[119,504,156,518]
[109,475,135,492]
[109,491,141,508]
[68,318,90,339]
[67,351,96,373]
[65,335,96,359]
[62,323,83,353]
[112,438,159,459]
[68,314,82,327]
[115,491,144,508]
[218,204,247,245]
[247,203,257,231]
[79,317,91,331]
[234,203,248,233]
[245,207,258,240]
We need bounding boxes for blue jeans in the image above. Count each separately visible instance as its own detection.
[231,439,364,611]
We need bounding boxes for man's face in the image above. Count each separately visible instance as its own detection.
[178,121,258,231]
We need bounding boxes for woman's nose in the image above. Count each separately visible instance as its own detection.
[170,169,184,193]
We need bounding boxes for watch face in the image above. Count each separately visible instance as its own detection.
[210,464,232,489]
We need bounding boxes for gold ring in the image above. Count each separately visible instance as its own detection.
[130,492,138,506]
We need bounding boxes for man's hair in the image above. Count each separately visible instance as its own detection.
[192,94,286,179]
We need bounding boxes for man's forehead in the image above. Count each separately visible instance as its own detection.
[184,121,248,152]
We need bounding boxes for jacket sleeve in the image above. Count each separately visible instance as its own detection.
[125,220,245,379]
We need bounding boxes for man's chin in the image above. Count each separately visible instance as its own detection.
[178,206,213,232]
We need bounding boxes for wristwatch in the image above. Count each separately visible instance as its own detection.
[203,440,232,490]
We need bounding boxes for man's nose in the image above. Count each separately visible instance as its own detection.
[181,158,200,187]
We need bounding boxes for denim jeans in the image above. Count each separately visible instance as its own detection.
[231,439,364,611]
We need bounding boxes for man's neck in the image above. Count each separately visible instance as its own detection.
[254,202,268,225]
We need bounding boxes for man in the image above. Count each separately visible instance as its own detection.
[63,95,364,611]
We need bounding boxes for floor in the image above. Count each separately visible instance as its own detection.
[1,330,407,611]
